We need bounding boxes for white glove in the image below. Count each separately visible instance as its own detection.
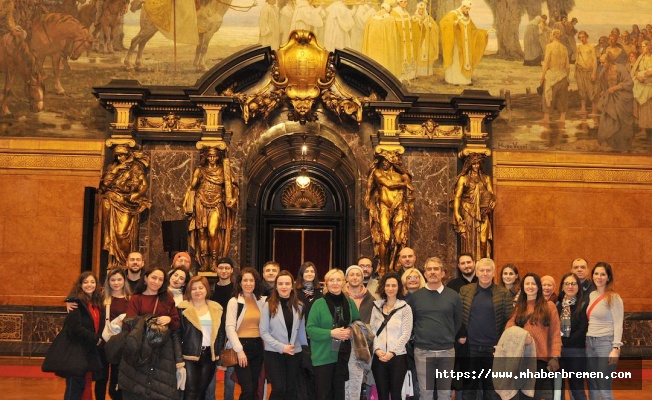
[176,366,186,390]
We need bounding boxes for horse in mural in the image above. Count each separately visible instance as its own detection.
[77,0,129,53]
[43,0,88,19]
[0,34,45,117]
[124,0,234,72]
[29,13,95,95]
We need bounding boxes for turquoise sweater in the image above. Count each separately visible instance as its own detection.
[306,296,360,367]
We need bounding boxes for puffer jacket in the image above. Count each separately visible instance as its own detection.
[118,315,183,400]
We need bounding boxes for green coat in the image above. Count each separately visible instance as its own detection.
[306,296,360,367]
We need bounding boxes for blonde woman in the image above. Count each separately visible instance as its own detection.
[102,268,130,400]
[401,267,425,299]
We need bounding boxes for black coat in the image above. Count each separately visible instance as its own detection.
[118,315,183,400]
[178,300,224,362]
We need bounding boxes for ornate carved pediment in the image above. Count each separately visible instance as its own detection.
[398,119,463,138]
[137,112,203,132]
[281,180,327,209]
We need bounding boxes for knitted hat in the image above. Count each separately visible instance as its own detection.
[216,257,235,268]
[172,252,191,265]
[346,265,364,277]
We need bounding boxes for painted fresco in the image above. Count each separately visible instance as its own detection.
[1,0,651,153]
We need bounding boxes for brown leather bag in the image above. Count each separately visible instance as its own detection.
[220,348,237,367]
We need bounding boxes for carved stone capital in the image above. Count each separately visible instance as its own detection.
[107,102,137,130]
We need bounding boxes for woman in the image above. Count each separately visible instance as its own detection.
[632,40,652,139]
[169,267,189,305]
[499,263,521,303]
[400,267,425,299]
[120,267,183,400]
[506,273,561,400]
[370,272,413,400]
[586,262,624,400]
[556,273,588,400]
[260,271,307,400]
[102,268,131,400]
[295,261,322,400]
[63,272,104,400]
[541,275,558,303]
[178,276,223,400]
[306,269,360,400]
[225,267,267,400]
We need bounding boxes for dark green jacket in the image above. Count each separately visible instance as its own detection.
[459,283,514,339]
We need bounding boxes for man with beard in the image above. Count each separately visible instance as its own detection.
[125,251,145,292]
[261,260,280,296]
[358,256,380,300]
[440,0,489,85]
[447,253,478,293]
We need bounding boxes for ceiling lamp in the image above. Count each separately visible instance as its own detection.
[296,135,311,189]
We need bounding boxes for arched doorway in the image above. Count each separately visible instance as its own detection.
[244,126,357,278]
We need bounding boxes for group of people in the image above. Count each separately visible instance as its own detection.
[258,0,487,85]
[530,14,652,152]
[50,246,623,400]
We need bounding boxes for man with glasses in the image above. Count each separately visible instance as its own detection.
[408,257,462,400]
[358,256,380,300]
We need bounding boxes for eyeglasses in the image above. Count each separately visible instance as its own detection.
[563,282,578,286]
[358,264,372,268]
[406,275,420,281]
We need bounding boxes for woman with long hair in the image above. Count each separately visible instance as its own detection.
[169,267,189,305]
[586,262,624,400]
[499,263,521,303]
[506,273,562,400]
[178,276,223,400]
[370,272,413,400]
[225,267,267,400]
[63,271,105,400]
[102,268,131,400]
[306,268,360,400]
[260,271,307,400]
[294,261,322,399]
[120,267,183,400]
[556,273,588,400]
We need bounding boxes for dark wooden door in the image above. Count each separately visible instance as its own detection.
[273,228,333,279]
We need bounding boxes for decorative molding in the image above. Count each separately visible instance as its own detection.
[0,153,104,171]
[398,120,462,139]
[281,181,327,209]
[0,314,22,342]
[137,113,203,132]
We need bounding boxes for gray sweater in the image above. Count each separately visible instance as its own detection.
[408,286,462,350]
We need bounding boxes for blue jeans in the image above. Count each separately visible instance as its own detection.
[586,336,616,400]
[64,376,86,400]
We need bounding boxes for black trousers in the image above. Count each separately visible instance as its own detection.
[264,350,301,400]
[314,363,346,400]
[184,348,217,400]
[371,354,408,400]
[234,338,264,400]
[462,345,498,400]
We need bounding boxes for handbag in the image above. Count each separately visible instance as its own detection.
[42,322,91,377]
[101,302,125,342]
[220,347,238,367]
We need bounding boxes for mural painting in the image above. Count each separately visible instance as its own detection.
[1,0,651,153]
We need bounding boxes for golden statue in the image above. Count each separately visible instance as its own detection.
[184,144,238,272]
[452,153,496,260]
[364,147,414,275]
[99,144,151,269]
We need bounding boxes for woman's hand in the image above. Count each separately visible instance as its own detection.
[156,316,171,326]
[608,348,620,365]
[379,351,395,362]
[330,327,350,341]
[282,344,295,355]
[237,351,248,368]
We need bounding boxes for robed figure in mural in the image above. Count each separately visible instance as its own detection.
[184,145,238,272]
[365,148,414,276]
[452,152,495,261]
[440,0,488,85]
[100,144,151,269]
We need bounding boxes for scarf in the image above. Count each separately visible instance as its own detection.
[302,282,314,302]
[560,296,576,337]
[345,284,368,309]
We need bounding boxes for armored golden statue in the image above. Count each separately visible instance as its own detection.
[364,147,414,275]
[452,152,496,260]
[184,145,238,271]
[99,144,151,269]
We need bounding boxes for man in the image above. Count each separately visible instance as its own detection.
[440,0,489,85]
[605,32,627,64]
[541,29,569,123]
[365,149,414,275]
[407,257,462,400]
[358,256,380,300]
[391,0,417,82]
[323,0,354,52]
[571,258,596,295]
[290,0,324,34]
[262,260,280,296]
[362,1,401,77]
[574,31,599,115]
[259,0,280,50]
[169,251,192,275]
[344,264,375,400]
[207,257,236,400]
[447,253,478,293]
[458,258,513,400]
[597,53,634,152]
[397,247,417,277]
[125,251,145,293]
